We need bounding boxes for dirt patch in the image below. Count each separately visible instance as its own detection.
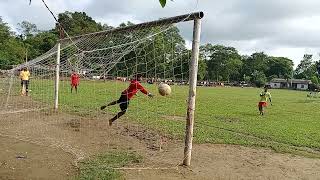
[117,124,171,151]
[124,144,320,180]
[0,137,75,180]
[65,118,81,131]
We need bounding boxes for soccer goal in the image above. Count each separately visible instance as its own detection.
[0,12,203,166]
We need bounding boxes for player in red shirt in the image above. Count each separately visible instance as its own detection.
[71,71,80,93]
[100,74,153,126]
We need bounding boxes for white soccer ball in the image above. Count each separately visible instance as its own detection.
[158,83,171,96]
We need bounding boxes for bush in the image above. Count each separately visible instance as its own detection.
[309,83,320,92]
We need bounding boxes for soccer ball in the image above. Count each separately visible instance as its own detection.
[158,83,171,96]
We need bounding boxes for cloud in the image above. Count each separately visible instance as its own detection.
[1,0,320,66]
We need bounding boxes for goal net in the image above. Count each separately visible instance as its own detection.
[0,12,203,168]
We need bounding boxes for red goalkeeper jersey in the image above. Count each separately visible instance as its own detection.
[122,80,148,99]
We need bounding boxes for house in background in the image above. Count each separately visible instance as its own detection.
[290,79,312,90]
[269,78,289,89]
[269,78,311,90]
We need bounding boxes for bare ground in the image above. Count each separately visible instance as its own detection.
[0,97,320,179]
[0,137,75,180]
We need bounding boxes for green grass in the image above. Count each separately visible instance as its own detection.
[76,151,142,180]
[27,80,320,157]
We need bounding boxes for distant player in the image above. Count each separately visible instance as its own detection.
[71,71,80,93]
[19,67,30,96]
[258,85,272,115]
[100,74,153,126]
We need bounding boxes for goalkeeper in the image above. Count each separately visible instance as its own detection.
[100,74,153,126]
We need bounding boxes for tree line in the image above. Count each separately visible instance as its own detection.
[1,11,320,87]
[199,44,319,87]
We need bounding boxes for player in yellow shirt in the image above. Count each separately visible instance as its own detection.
[19,67,30,96]
[258,85,272,115]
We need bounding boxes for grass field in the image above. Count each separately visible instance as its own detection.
[77,151,142,180]
[19,79,320,157]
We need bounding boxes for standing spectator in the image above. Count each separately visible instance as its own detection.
[19,67,30,96]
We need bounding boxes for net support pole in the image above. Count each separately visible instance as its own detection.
[54,42,61,110]
[183,17,202,166]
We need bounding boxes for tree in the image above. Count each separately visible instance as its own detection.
[316,60,320,75]
[311,76,319,85]
[295,54,315,79]
[0,38,25,69]
[0,17,25,69]
[239,52,294,85]
[266,57,294,80]
[23,31,58,59]
[57,11,103,36]
[102,24,114,30]
[0,17,11,42]
[18,21,38,37]
[198,58,207,80]
[226,56,243,81]
[46,11,109,63]
[200,44,241,81]
[310,60,320,85]
[241,52,269,77]
[243,74,251,83]
[252,70,267,87]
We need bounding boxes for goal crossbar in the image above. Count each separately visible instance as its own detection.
[59,12,204,42]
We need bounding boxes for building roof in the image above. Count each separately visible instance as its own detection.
[270,78,311,84]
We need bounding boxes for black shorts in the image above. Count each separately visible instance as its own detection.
[117,95,129,111]
[21,80,29,90]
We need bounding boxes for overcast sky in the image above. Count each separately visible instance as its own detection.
[1,0,320,66]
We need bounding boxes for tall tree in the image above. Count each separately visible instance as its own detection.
[295,54,315,79]
[266,57,294,79]
[200,44,241,81]
[0,17,25,69]
[252,70,267,87]
[23,31,58,59]
[17,21,38,37]
[58,11,103,36]
[240,52,273,86]
[0,17,11,42]
[242,52,269,76]
[198,58,207,80]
